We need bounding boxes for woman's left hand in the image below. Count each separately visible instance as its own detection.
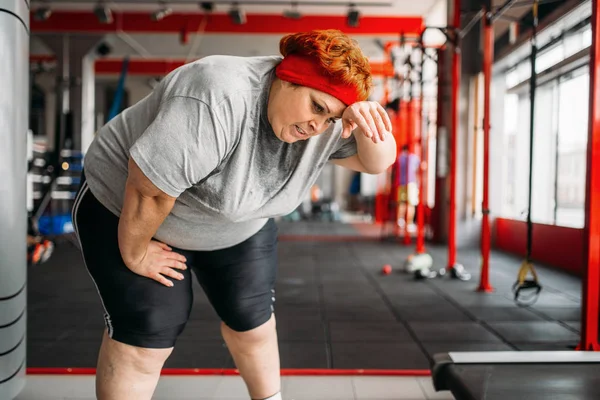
[341,101,393,143]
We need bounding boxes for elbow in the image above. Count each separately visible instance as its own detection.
[361,146,397,175]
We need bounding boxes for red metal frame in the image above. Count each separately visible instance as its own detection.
[404,98,414,245]
[478,11,494,292]
[416,94,426,254]
[447,0,461,269]
[579,0,600,352]
[30,56,396,77]
[30,11,423,35]
[26,368,431,376]
[432,49,446,243]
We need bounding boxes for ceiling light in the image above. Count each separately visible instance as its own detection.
[34,6,52,21]
[200,2,214,13]
[151,3,172,21]
[229,3,246,25]
[94,3,113,24]
[347,3,360,28]
[283,2,301,19]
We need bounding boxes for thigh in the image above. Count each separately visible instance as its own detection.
[192,219,278,332]
[72,176,194,348]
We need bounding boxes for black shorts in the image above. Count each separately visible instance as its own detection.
[71,172,278,349]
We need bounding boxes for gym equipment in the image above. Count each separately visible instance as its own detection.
[513,0,542,306]
[443,0,471,281]
[432,351,600,400]
[107,57,130,121]
[403,253,436,279]
[403,32,435,280]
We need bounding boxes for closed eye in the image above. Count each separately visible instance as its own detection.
[313,100,340,124]
[312,101,325,114]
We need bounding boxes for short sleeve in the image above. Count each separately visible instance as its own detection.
[329,134,358,160]
[129,96,225,198]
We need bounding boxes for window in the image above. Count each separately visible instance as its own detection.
[556,68,589,227]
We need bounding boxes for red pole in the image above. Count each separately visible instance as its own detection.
[447,0,461,270]
[477,10,494,293]
[579,0,600,352]
[417,95,426,253]
[404,97,413,245]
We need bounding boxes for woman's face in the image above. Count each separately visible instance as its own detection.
[268,79,347,143]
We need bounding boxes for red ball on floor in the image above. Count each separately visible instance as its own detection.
[382,264,392,275]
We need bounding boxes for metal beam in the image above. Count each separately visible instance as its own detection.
[31,11,424,35]
[490,0,519,23]
[31,0,393,5]
[460,8,484,39]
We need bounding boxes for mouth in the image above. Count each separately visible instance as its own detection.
[294,125,309,138]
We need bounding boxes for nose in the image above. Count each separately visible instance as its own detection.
[310,118,328,135]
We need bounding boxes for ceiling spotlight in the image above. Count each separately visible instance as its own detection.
[151,2,172,21]
[283,2,301,20]
[229,3,246,25]
[94,3,113,24]
[347,4,360,28]
[200,2,214,12]
[34,6,52,21]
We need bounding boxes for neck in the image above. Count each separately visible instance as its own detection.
[267,77,283,127]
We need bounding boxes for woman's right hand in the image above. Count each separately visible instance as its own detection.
[124,240,188,287]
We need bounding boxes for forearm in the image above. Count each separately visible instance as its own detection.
[118,181,175,266]
[355,130,397,174]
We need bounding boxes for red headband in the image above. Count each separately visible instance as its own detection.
[275,54,360,106]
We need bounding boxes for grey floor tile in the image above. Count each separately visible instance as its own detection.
[276,317,327,341]
[421,341,514,358]
[27,339,101,368]
[210,376,253,399]
[464,306,545,322]
[325,304,397,321]
[283,376,355,399]
[529,306,581,321]
[505,291,580,307]
[486,321,581,342]
[16,376,95,399]
[331,342,430,369]
[352,376,424,399]
[278,341,329,369]
[155,376,222,398]
[408,322,503,343]
[564,321,580,332]
[393,304,471,322]
[183,319,226,341]
[164,341,230,368]
[329,321,414,342]
[446,293,516,307]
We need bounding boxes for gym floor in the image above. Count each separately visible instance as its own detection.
[17,375,452,400]
[25,220,581,397]
[28,222,581,369]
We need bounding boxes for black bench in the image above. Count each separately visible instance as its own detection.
[431,351,600,400]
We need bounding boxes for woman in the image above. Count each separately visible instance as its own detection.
[72,29,396,400]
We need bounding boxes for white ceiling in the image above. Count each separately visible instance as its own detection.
[31,0,445,59]
[31,32,402,60]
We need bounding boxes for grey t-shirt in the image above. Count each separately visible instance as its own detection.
[84,55,357,250]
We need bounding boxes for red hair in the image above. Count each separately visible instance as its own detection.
[279,29,372,102]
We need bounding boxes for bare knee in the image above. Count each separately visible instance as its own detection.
[222,314,276,349]
[102,333,173,375]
